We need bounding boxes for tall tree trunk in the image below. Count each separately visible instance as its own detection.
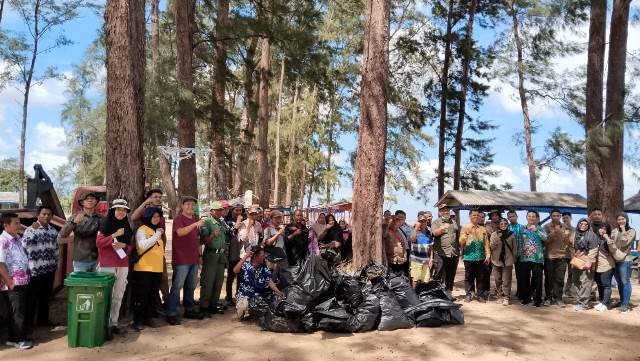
[211,0,230,200]
[105,0,146,205]
[0,0,6,26]
[307,167,315,209]
[18,0,41,208]
[585,0,606,212]
[453,0,477,191]
[284,80,299,207]
[273,57,285,205]
[159,150,178,213]
[325,95,335,204]
[601,0,630,222]
[436,0,454,199]
[150,0,159,77]
[507,0,537,191]
[175,0,197,198]
[232,38,258,196]
[351,0,389,268]
[256,37,271,208]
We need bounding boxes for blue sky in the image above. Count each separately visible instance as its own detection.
[1,2,639,225]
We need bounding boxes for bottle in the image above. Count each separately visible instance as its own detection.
[113,238,127,259]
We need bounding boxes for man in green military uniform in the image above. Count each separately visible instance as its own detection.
[199,201,228,315]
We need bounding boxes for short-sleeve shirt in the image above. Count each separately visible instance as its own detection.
[0,231,30,290]
[237,260,273,298]
[264,226,285,249]
[172,214,200,265]
[432,218,459,257]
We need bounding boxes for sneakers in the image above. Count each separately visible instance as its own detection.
[594,303,608,312]
[555,299,566,308]
[619,305,631,313]
[573,304,587,312]
[543,299,551,307]
[502,298,510,306]
[6,340,33,350]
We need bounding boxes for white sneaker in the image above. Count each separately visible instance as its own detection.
[595,303,607,312]
[5,341,17,347]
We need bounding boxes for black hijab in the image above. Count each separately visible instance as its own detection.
[142,207,163,231]
[100,208,134,244]
[497,218,512,263]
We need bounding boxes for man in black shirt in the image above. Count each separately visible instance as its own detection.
[284,209,309,265]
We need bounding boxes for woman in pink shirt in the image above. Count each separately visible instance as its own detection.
[96,199,134,339]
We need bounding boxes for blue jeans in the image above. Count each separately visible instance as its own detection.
[167,264,198,316]
[614,261,632,306]
[595,269,615,306]
[73,261,97,272]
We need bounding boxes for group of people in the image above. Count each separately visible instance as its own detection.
[0,188,356,350]
[384,205,636,313]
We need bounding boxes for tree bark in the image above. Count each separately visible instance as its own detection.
[175,0,197,198]
[600,0,630,222]
[351,0,389,268]
[585,0,606,212]
[211,0,230,200]
[105,0,146,205]
[507,0,537,191]
[284,79,299,207]
[453,0,477,191]
[232,38,259,196]
[158,149,178,213]
[0,0,6,26]
[256,36,271,208]
[150,0,159,77]
[437,0,455,199]
[273,57,285,205]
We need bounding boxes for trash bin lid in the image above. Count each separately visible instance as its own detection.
[64,272,115,287]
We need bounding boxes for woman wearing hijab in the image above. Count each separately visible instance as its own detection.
[131,207,165,331]
[611,213,635,313]
[96,199,134,338]
[489,218,516,306]
[308,213,326,256]
[570,218,599,311]
[594,224,616,312]
[318,214,343,264]
[338,219,353,262]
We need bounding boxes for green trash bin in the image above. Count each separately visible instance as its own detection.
[64,272,115,348]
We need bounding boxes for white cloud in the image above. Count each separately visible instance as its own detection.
[33,121,67,154]
[25,149,67,175]
[0,73,69,109]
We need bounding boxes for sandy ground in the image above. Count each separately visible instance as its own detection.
[2,220,639,361]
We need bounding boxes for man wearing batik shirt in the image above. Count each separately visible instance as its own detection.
[0,213,32,350]
[23,206,59,329]
[232,246,284,319]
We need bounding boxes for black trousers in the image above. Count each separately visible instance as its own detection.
[132,271,162,323]
[7,285,28,342]
[225,260,239,301]
[26,272,55,328]
[521,261,544,304]
[544,258,567,301]
[514,260,526,300]
[482,263,492,297]
[464,260,486,297]
[432,254,459,291]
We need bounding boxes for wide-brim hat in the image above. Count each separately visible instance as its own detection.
[110,198,130,210]
[248,205,260,214]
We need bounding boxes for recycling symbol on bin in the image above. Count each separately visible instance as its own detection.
[76,294,94,312]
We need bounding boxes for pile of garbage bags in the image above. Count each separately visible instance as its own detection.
[249,255,464,333]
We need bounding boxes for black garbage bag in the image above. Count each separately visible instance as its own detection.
[282,254,333,300]
[377,291,414,331]
[404,299,461,321]
[280,285,313,318]
[415,307,465,327]
[300,312,317,332]
[387,272,420,309]
[415,280,455,302]
[257,307,305,333]
[347,293,381,333]
[335,275,364,310]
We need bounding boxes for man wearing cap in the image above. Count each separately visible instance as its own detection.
[59,191,102,272]
[199,202,228,315]
[431,205,460,291]
[263,210,287,281]
[237,205,263,258]
[167,196,205,325]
